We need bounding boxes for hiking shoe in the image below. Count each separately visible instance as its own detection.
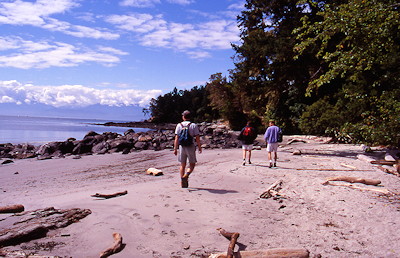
[181,178,188,188]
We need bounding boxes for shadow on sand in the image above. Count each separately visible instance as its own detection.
[188,187,238,194]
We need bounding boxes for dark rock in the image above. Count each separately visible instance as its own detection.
[2,159,14,165]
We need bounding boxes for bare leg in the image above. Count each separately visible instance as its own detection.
[248,150,252,163]
[185,163,195,177]
[180,163,187,178]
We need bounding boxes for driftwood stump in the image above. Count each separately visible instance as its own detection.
[0,204,24,214]
[91,190,128,199]
[0,207,91,247]
[100,233,123,258]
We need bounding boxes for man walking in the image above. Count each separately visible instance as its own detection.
[264,120,282,168]
[174,110,202,188]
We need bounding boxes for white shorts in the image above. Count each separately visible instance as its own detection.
[178,145,197,164]
[266,142,278,152]
[242,144,253,150]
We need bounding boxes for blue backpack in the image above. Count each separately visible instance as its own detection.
[178,123,193,146]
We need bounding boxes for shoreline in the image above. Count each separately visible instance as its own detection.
[96,121,176,130]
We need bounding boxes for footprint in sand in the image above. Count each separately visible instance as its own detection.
[132,212,141,219]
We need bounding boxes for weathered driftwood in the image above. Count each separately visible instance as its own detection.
[371,160,397,166]
[322,176,381,186]
[91,190,128,199]
[0,204,24,214]
[209,248,310,258]
[146,167,163,176]
[323,181,391,194]
[0,207,91,247]
[100,233,123,258]
[217,228,240,258]
[260,180,283,199]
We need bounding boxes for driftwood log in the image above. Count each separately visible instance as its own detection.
[322,176,381,186]
[0,207,91,247]
[0,204,24,214]
[100,233,123,258]
[217,228,240,258]
[260,180,284,199]
[91,190,128,199]
[209,248,310,258]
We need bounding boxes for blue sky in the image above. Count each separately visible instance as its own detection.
[0,0,244,120]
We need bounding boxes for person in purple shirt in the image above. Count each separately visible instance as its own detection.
[264,120,282,168]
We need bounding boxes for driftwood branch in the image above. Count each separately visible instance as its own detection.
[371,160,397,166]
[0,204,24,214]
[322,176,381,186]
[260,180,284,199]
[323,181,391,195]
[91,190,128,199]
[340,163,357,170]
[217,228,240,258]
[100,233,123,258]
[376,165,400,177]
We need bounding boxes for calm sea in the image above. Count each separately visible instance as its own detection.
[0,115,149,145]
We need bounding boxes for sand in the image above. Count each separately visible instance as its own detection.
[1,137,400,257]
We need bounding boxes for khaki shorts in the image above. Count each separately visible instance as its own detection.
[266,142,279,152]
[242,144,253,150]
[178,145,197,164]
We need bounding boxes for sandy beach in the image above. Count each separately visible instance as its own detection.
[1,137,400,257]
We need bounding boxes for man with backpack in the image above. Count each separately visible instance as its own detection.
[238,121,257,165]
[174,110,202,188]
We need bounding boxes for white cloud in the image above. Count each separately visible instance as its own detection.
[120,0,161,8]
[106,13,240,58]
[120,0,193,7]
[0,80,162,107]
[166,0,194,5]
[0,0,119,40]
[0,36,127,69]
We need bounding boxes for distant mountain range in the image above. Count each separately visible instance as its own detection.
[0,103,148,122]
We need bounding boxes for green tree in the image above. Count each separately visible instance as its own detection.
[145,86,219,124]
[295,0,400,145]
[230,0,316,133]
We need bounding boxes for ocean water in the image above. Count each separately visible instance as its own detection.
[0,115,150,145]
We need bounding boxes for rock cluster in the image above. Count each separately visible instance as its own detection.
[0,122,261,160]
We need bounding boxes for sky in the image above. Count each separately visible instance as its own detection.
[0,0,244,121]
